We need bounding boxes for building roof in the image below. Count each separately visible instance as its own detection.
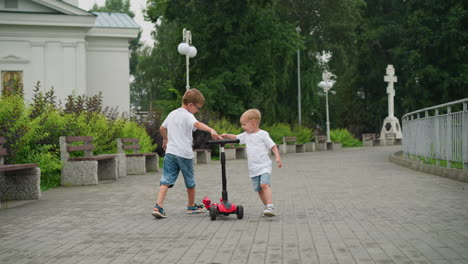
[93,12,140,29]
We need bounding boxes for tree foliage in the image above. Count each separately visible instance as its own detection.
[138,0,467,135]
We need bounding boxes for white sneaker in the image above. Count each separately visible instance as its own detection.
[263,207,276,217]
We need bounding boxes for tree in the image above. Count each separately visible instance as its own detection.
[145,0,302,123]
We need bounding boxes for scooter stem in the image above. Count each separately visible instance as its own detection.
[220,146,228,201]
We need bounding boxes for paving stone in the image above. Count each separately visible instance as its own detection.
[1,146,468,264]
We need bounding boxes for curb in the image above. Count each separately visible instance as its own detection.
[389,151,468,183]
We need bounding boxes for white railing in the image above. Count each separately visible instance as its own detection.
[402,98,468,171]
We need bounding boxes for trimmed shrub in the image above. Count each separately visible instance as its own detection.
[330,128,362,147]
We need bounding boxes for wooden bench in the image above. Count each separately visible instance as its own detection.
[193,149,212,164]
[0,136,41,203]
[362,133,381,147]
[315,135,329,151]
[117,138,158,175]
[282,136,305,153]
[59,136,118,186]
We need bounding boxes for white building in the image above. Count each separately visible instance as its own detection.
[0,0,139,113]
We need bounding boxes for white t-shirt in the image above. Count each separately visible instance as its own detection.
[237,130,276,177]
[161,108,198,159]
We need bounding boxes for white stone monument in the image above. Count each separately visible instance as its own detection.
[380,65,403,143]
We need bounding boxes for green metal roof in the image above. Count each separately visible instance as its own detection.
[93,12,140,29]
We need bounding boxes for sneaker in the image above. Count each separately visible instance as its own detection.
[152,204,167,219]
[187,203,206,214]
[263,207,276,217]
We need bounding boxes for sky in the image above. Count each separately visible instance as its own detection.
[78,0,155,47]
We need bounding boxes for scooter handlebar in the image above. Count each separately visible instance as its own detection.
[208,139,240,145]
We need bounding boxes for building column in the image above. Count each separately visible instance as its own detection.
[31,42,45,92]
[76,41,86,95]
[62,42,76,95]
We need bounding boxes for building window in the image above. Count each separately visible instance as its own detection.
[5,0,18,8]
[1,71,23,96]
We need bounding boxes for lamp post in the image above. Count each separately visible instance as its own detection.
[177,28,197,91]
[318,71,334,143]
[296,26,302,128]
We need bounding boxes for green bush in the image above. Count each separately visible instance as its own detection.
[0,90,155,191]
[120,121,157,153]
[209,118,242,140]
[263,123,293,144]
[330,128,362,147]
[292,126,314,144]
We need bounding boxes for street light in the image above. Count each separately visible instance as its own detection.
[318,71,335,143]
[296,26,302,128]
[177,28,197,91]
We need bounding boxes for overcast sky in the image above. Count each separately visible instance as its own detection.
[78,0,155,47]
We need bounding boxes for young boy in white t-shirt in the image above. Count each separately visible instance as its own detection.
[222,109,282,216]
[152,88,222,219]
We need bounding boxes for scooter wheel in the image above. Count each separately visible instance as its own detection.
[236,205,244,219]
[209,206,217,221]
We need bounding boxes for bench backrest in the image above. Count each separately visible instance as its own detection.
[362,133,377,141]
[117,138,140,154]
[59,136,95,162]
[283,136,297,144]
[0,136,6,165]
[315,135,327,143]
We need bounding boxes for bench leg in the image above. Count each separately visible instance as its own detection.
[127,156,146,175]
[145,156,159,172]
[279,144,287,154]
[0,168,41,201]
[98,158,118,180]
[305,142,315,152]
[296,145,305,153]
[225,148,236,160]
[286,144,296,153]
[316,143,327,151]
[117,153,127,178]
[196,151,208,164]
[62,161,98,186]
[235,148,246,159]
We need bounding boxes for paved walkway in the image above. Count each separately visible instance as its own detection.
[1,146,468,264]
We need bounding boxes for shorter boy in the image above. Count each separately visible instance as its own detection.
[152,88,221,219]
[222,109,282,216]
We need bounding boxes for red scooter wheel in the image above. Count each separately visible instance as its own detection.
[210,206,218,221]
[236,205,244,219]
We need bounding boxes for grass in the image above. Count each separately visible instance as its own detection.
[408,155,466,170]
[40,171,61,191]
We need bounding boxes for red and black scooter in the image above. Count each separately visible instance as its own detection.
[203,139,244,221]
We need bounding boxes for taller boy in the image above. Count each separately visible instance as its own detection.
[152,88,221,219]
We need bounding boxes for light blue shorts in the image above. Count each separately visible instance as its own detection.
[160,153,195,188]
[251,173,271,192]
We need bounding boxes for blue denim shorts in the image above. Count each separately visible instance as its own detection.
[251,173,271,192]
[160,153,195,188]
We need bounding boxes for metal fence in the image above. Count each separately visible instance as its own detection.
[402,98,468,171]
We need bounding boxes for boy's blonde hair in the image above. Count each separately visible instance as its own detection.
[240,109,261,124]
[182,88,205,106]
